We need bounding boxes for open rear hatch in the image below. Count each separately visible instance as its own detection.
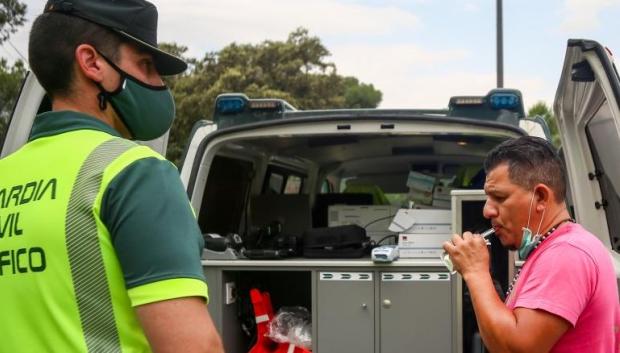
[554,39,620,279]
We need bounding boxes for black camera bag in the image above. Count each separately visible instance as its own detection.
[302,225,369,258]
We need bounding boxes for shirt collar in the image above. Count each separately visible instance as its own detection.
[29,110,121,142]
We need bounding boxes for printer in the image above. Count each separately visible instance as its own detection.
[389,209,452,258]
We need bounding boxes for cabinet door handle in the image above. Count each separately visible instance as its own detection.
[383,299,392,308]
[361,303,368,309]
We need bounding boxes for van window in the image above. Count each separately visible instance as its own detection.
[585,100,620,251]
[320,179,334,194]
[263,166,305,194]
[267,172,285,193]
[284,175,303,194]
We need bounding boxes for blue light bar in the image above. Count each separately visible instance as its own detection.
[213,93,298,128]
[447,89,525,125]
[489,93,519,110]
[216,96,246,114]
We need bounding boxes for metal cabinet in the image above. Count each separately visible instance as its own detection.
[316,270,453,353]
[317,272,375,353]
[380,272,452,353]
[204,263,457,353]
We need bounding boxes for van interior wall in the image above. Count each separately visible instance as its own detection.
[198,155,254,235]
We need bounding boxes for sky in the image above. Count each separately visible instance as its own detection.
[3,0,620,111]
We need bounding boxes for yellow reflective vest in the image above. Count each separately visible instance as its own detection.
[0,127,163,352]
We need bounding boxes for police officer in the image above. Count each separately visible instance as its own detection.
[0,0,225,352]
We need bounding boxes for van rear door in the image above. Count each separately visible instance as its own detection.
[1,73,44,158]
[179,120,217,190]
[554,39,620,262]
[1,74,170,157]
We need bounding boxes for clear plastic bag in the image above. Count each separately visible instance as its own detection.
[266,306,312,349]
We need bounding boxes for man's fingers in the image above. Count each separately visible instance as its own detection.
[456,231,486,246]
[446,231,487,254]
[471,232,490,246]
[451,233,463,245]
[442,240,455,253]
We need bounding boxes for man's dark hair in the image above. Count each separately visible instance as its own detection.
[484,136,567,202]
[29,12,124,98]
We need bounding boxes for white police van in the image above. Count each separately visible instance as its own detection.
[3,39,619,353]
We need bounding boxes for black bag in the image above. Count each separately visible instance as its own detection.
[302,225,370,258]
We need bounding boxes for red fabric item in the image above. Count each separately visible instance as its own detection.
[248,289,277,353]
[248,288,312,353]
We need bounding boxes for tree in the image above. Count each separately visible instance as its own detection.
[0,0,27,144]
[527,101,561,147]
[0,21,382,164]
[165,27,382,166]
[343,77,382,108]
[0,59,26,144]
[0,0,27,44]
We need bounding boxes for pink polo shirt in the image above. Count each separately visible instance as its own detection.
[505,223,620,352]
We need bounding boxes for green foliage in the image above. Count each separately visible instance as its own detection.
[343,77,382,108]
[0,0,27,44]
[0,24,381,164]
[527,101,561,147]
[0,58,26,143]
[165,27,382,166]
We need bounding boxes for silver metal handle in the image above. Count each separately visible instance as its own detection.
[361,303,367,309]
[383,299,392,308]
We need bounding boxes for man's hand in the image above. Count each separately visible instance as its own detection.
[442,231,490,279]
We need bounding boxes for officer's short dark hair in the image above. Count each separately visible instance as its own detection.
[484,136,567,202]
[29,12,125,98]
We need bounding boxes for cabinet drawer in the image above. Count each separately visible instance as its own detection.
[317,272,374,353]
[380,272,452,353]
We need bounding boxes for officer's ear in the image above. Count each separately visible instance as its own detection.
[74,44,106,83]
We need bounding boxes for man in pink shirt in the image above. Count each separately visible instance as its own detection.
[444,136,620,352]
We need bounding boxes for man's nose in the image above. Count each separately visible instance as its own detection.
[483,199,497,219]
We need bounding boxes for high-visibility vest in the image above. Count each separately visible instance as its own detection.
[0,128,165,352]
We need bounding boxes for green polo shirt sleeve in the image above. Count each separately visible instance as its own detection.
[100,157,207,306]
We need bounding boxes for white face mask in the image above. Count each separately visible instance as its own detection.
[518,191,546,260]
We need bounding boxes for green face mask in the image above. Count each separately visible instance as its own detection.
[97,53,176,141]
[518,191,546,260]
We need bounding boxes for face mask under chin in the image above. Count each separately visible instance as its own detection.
[518,191,546,260]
